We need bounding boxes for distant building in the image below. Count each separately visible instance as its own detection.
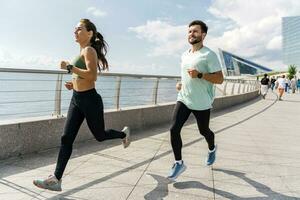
[282,16,300,67]
[219,49,272,76]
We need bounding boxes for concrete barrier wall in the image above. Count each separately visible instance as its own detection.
[0,90,259,159]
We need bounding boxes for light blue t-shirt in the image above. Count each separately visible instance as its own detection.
[177,46,222,110]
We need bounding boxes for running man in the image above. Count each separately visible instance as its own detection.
[167,20,224,180]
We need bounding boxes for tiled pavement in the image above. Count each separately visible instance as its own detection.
[1,90,300,200]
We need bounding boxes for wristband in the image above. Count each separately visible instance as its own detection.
[197,72,203,79]
[66,65,73,74]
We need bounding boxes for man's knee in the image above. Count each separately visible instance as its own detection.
[199,128,213,137]
[170,125,181,136]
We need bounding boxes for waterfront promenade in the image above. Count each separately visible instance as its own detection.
[1,90,300,199]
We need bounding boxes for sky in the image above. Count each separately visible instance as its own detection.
[0,0,300,76]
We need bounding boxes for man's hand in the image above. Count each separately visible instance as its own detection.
[187,68,200,78]
[60,61,70,70]
[64,81,73,90]
[176,82,182,91]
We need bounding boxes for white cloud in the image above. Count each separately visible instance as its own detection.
[266,36,282,50]
[255,56,285,71]
[108,59,179,76]
[86,7,107,17]
[207,0,300,70]
[0,48,59,69]
[128,20,188,57]
[176,4,185,9]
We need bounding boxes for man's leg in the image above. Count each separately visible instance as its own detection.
[192,109,214,150]
[192,109,216,166]
[167,101,191,180]
[170,101,191,161]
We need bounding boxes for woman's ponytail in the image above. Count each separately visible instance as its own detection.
[91,32,108,71]
[81,19,109,71]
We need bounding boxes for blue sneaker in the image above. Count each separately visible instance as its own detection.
[206,145,217,166]
[167,161,187,181]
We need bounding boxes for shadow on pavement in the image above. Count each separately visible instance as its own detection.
[173,168,299,200]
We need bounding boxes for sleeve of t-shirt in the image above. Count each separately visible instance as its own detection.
[207,51,222,73]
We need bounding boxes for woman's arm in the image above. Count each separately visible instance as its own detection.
[60,47,98,81]
[72,47,98,81]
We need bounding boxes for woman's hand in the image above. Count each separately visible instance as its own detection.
[64,81,73,90]
[60,61,70,70]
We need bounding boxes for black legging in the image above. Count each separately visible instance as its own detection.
[54,88,125,180]
[170,101,215,161]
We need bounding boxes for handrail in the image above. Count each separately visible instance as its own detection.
[0,67,180,79]
[0,67,259,120]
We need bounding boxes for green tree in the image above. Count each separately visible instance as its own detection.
[287,64,297,79]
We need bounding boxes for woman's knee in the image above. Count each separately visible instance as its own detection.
[94,135,105,142]
[92,130,106,142]
[61,134,74,146]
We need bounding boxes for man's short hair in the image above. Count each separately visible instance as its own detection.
[189,20,208,33]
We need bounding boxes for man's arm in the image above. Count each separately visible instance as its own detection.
[202,71,224,84]
[188,69,224,84]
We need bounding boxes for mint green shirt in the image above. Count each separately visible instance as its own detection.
[177,46,222,110]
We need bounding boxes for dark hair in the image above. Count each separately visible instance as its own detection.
[189,20,208,33]
[264,73,268,77]
[80,19,108,71]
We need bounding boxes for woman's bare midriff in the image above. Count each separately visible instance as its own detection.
[72,78,95,92]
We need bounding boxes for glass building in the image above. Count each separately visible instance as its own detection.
[282,16,300,67]
[219,49,272,76]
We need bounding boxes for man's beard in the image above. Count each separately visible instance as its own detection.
[189,37,202,45]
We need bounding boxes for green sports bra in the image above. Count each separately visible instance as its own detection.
[72,56,86,79]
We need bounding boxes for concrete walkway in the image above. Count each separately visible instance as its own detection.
[1,90,300,199]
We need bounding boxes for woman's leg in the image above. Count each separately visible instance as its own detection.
[84,93,125,141]
[54,98,85,180]
[278,88,284,99]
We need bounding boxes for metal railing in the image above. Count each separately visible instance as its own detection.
[0,68,259,120]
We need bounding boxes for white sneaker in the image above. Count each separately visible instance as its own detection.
[33,175,62,191]
[122,126,131,148]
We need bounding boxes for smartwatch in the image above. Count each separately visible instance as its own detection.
[197,72,203,79]
[66,65,73,74]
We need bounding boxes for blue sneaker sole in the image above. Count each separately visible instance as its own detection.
[167,165,187,181]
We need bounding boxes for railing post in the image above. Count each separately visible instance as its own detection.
[231,82,236,95]
[251,81,255,91]
[247,82,250,92]
[115,76,122,110]
[53,74,63,116]
[237,80,241,94]
[152,78,159,105]
[223,80,228,96]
